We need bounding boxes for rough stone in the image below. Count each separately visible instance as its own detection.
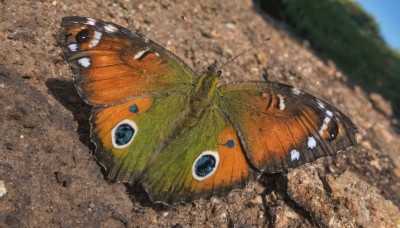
[0,0,399,227]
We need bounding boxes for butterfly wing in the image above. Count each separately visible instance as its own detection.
[57,16,196,105]
[57,17,199,183]
[219,82,357,173]
[91,93,190,183]
[139,106,254,203]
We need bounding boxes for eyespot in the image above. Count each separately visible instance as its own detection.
[111,119,138,149]
[192,151,220,181]
[319,111,339,141]
[76,29,90,44]
[324,120,339,141]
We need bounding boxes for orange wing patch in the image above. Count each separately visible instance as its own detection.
[240,105,322,168]
[93,97,153,153]
[189,125,250,193]
[58,19,196,106]
[221,83,356,173]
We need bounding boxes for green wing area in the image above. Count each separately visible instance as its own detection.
[90,93,189,183]
[139,106,253,204]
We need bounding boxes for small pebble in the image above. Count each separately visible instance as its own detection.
[5,141,17,150]
[393,168,400,178]
[0,181,7,198]
[369,93,393,117]
[251,195,263,205]
[225,22,236,29]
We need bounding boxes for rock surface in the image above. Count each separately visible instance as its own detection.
[1,0,399,227]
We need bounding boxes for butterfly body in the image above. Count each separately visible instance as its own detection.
[57,16,357,204]
[186,64,220,120]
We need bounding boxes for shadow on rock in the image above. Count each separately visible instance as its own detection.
[259,173,315,225]
[45,78,93,148]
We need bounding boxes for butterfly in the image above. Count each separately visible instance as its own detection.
[57,16,357,204]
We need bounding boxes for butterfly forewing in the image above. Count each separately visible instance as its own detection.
[57,16,197,105]
[219,82,357,173]
[57,16,199,184]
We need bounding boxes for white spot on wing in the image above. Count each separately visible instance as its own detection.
[326,110,333,117]
[111,119,138,149]
[104,24,118,33]
[290,149,300,161]
[317,100,325,108]
[85,18,97,26]
[192,151,220,181]
[307,137,317,149]
[278,95,285,110]
[134,49,149,60]
[319,117,330,134]
[78,58,91,67]
[68,44,78,52]
[292,87,301,95]
[89,31,102,48]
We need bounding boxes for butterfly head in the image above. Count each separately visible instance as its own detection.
[207,61,222,78]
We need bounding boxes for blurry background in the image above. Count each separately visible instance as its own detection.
[258,0,400,115]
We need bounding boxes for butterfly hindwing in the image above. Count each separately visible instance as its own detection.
[57,16,196,105]
[91,93,189,183]
[139,106,253,203]
[219,82,357,173]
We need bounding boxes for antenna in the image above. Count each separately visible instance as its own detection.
[181,16,211,67]
[218,37,270,71]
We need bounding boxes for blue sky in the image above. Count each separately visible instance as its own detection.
[356,0,400,50]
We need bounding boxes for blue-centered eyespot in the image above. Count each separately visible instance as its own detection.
[192,151,220,181]
[111,119,138,149]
